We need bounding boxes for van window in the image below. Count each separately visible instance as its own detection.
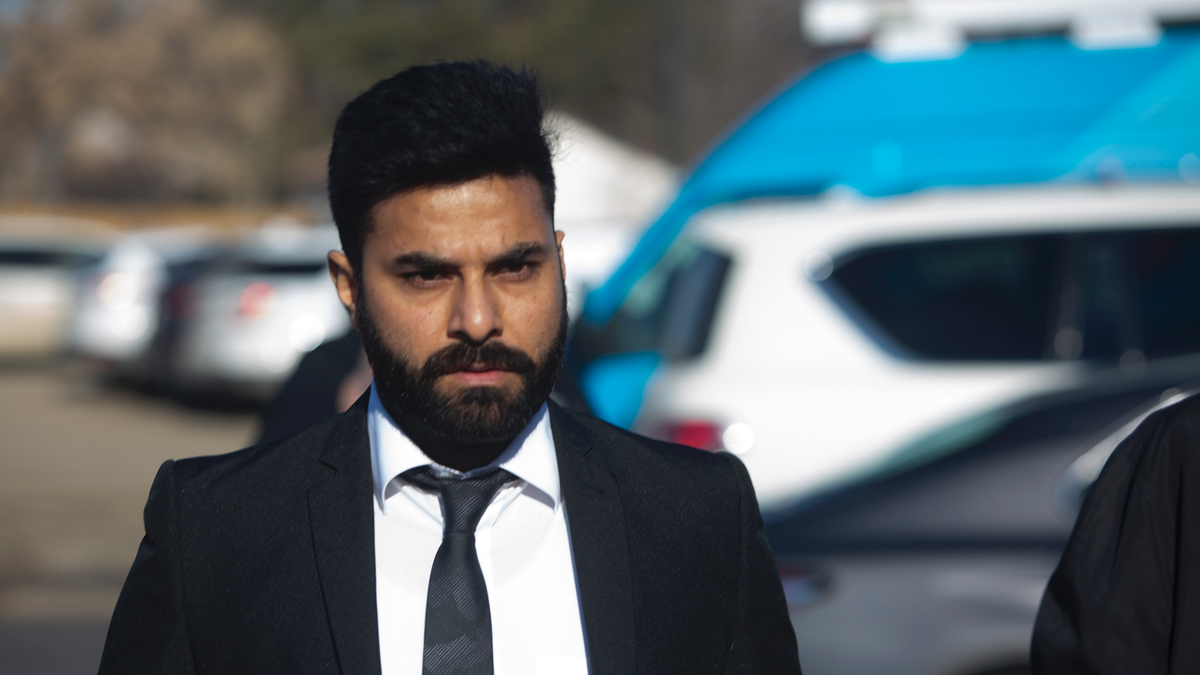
[1065,228,1200,361]
[828,235,1058,360]
[1131,229,1200,359]
[580,240,732,361]
[827,227,1200,363]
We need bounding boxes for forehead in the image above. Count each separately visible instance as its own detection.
[367,175,553,257]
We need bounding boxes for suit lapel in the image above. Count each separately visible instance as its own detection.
[308,395,382,675]
[550,404,637,675]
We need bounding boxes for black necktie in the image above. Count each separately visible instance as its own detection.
[402,467,515,675]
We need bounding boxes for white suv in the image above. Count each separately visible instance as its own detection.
[586,184,1200,508]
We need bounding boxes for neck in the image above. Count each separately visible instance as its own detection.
[401,423,512,473]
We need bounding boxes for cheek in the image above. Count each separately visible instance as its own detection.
[362,282,448,362]
[501,284,564,352]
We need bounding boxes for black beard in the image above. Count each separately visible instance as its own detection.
[358,295,568,449]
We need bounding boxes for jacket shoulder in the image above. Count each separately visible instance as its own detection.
[1103,393,1200,483]
[1148,392,1200,443]
[170,411,345,491]
[549,403,743,488]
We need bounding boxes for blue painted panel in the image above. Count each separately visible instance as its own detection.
[585,28,1200,323]
[578,351,662,429]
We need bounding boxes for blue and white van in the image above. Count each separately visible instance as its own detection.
[565,6,1200,509]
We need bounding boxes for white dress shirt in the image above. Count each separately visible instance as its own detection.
[368,385,590,675]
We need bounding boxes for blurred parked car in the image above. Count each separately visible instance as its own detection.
[626,186,1200,506]
[0,232,104,359]
[766,363,1200,675]
[569,20,1200,508]
[164,223,351,401]
[72,226,218,379]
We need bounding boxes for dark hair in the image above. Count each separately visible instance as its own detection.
[328,61,556,270]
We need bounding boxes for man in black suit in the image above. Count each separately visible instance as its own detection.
[98,61,801,675]
[1032,393,1200,674]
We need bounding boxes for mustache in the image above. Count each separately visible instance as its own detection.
[420,340,537,382]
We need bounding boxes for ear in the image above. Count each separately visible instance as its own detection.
[328,250,361,330]
[555,229,567,284]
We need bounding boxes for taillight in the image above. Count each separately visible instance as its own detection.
[167,284,192,319]
[654,419,756,454]
[237,282,275,317]
[661,420,724,452]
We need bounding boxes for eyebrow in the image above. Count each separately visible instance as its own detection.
[389,242,549,270]
[390,251,451,270]
[489,242,548,267]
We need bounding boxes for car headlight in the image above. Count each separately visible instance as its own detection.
[97,272,139,310]
[287,314,326,352]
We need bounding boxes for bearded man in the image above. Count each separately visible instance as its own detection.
[98,61,801,675]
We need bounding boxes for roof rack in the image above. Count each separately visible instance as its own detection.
[804,0,1200,60]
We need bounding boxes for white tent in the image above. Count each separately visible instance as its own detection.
[549,112,678,225]
[547,113,678,320]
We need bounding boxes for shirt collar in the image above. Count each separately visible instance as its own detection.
[367,383,560,513]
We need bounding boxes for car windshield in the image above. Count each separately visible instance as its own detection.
[576,238,732,361]
[0,249,100,268]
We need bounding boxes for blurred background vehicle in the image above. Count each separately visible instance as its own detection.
[72,226,219,381]
[568,4,1200,507]
[0,217,107,361]
[620,187,1200,506]
[768,368,1200,675]
[160,222,350,402]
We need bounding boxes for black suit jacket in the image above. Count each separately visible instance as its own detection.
[98,397,802,674]
[1032,395,1200,675]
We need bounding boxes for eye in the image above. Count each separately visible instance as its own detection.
[498,261,536,278]
[401,270,450,287]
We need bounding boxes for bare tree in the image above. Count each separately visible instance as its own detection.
[0,0,291,203]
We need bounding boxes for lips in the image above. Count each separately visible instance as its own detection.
[458,364,508,373]
[446,367,511,387]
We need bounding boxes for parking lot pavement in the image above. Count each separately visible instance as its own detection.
[0,364,257,674]
[0,622,110,675]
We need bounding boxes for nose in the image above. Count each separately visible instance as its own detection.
[447,272,502,346]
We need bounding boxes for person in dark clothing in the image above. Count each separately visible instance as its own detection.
[256,328,370,444]
[1032,392,1200,675]
[98,61,801,675]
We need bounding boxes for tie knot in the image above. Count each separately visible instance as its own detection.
[402,467,515,534]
